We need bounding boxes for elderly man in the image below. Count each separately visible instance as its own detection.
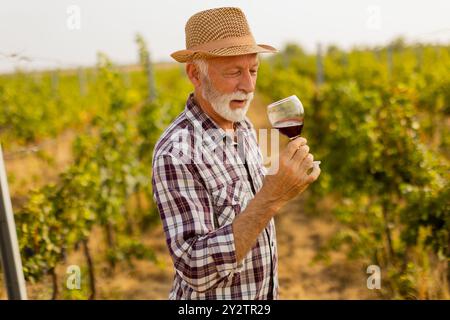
[152,7,320,300]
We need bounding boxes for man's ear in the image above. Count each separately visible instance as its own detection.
[186,63,201,88]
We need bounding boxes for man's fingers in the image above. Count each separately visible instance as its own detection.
[286,137,307,158]
[299,153,314,171]
[292,145,310,163]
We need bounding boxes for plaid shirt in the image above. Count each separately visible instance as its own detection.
[152,93,278,300]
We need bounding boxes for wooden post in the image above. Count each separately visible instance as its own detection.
[122,71,131,88]
[78,68,87,96]
[415,46,423,72]
[387,45,393,80]
[0,144,28,300]
[146,54,156,103]
[316,43,324,86]
[51,70,59,96]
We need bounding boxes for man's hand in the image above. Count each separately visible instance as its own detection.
[260,137,321,211]
[232,137,320,262]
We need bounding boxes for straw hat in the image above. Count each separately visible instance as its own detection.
[171,7,277,63]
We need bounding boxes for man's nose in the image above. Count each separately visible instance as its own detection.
[237,70,256,94]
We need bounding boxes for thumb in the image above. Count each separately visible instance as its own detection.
[307,161,321,183]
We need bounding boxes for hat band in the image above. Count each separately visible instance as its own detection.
[187,34,256,52]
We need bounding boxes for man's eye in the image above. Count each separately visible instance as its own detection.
[225,70,257,77]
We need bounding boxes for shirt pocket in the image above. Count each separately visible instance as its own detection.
[211,180,247,228]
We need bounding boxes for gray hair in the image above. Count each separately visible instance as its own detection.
[192,58,209,78]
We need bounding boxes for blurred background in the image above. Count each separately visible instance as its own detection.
[0,0,449,299]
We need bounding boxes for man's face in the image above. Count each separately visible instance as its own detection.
[198,54,259,122]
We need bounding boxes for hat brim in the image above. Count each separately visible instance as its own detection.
[171,44,278,63]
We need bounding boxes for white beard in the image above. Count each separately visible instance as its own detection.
[201,77,254,122]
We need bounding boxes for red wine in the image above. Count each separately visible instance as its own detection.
[273,119,304,138]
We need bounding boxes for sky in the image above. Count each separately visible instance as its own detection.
[0,0,449,72]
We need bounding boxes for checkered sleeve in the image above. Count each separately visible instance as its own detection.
[152,153,241,293]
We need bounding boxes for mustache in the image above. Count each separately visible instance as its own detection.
[224,91,254,101]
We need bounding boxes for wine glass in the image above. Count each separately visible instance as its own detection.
[267,95,321,166]
[267,95,304,140]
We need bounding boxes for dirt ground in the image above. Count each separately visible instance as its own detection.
[4,196,378,300]
[93,197,379,299]
[16,196,378,300]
